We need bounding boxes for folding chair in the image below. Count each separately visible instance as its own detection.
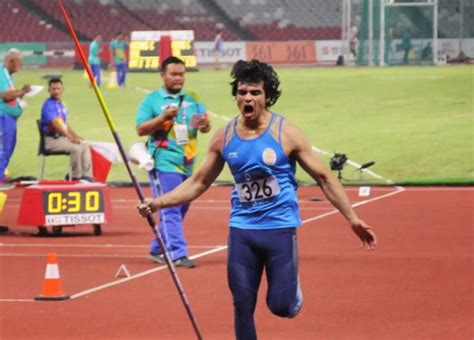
[37,119,71,180]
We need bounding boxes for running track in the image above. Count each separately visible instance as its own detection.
[0,185,472,339]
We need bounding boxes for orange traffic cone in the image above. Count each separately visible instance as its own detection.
[35,253,70,301]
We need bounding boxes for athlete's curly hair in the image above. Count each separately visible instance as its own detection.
[230,59,281,107]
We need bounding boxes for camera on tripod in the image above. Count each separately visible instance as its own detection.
[330,153,348,181]
[330,153,347,171]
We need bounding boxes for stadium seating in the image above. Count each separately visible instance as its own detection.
[213,0,342,40]
[120,0,239,41]
[29,0,150,40]
[2,0,472,43]
[0,1,69,42]
[438,0,474,38]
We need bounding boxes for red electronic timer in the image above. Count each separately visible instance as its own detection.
[17,183,112,236]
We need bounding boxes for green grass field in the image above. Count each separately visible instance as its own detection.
[7,64,473,184]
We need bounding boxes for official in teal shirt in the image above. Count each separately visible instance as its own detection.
[109,32,127,86]
[88,34,102,86]
[0,49,31,181]
[136,87,204,176]
[135,56,211,267]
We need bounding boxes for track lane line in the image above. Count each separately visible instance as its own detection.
[70,245,228,300]
[68,187,405,300]
[0,244,220,249]
[302,186,405,224]
[0,187,405,302]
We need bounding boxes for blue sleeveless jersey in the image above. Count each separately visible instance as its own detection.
[222,113,302,230]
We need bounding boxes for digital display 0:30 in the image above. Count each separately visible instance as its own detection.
[43,190,104,214]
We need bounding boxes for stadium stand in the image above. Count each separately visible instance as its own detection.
[438,0,474,38]
[28,0,150,40]
[120,0,241,41]
[2,0,472,42]
[1,1,70,42]
[212,0,342,40]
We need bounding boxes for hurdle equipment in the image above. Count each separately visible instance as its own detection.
[35,253,70,301]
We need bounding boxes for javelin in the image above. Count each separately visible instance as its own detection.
[56,1,202,339]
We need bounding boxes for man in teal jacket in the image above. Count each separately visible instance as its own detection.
[0,49,31,182]
[88,34,102,86]
[109,32,127,87]
[135,56,211,268]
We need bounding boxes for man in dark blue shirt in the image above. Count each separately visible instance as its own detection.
[40,78,92,181]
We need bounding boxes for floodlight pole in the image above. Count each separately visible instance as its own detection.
[341,0,347,63]
[368,0,374,66]
[347,0,352,63]
[341,0,355,65]
[459,0,464,53]
[379,0,385,66]
[433,0,438,65]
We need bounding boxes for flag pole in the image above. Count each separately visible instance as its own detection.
[56,1,202,338]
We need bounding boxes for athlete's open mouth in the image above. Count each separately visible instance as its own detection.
[244,105,254,113]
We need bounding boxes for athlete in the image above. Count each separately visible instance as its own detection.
[137,59,376,339]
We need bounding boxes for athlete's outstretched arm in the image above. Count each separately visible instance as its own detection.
[282,120,377,249]
[138,128,226,215]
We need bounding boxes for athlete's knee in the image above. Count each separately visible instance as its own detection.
[287,297,303,318]
[267,292,303,318]
[268,300,294,318]
[268,301,303,318]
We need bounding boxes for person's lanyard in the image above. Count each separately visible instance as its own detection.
[3,67,19,106]
[3,68,13,88]
[180,104,186,123]
[169,94,185,123]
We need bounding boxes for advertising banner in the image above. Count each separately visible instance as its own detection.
[0,43,47,67]
[316,38,474,64]
[45,42,75,68]
[194,41,246,65]
[245,41,316,64]
[315,40,343,64]
[438,38,474,58]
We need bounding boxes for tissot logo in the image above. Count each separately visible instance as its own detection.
[228,152,238,159]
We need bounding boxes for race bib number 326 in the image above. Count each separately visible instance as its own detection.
[236,176,280,203]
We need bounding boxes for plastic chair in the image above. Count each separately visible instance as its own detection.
[37,119,71,180]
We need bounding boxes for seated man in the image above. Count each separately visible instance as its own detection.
[40,78,93,182]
